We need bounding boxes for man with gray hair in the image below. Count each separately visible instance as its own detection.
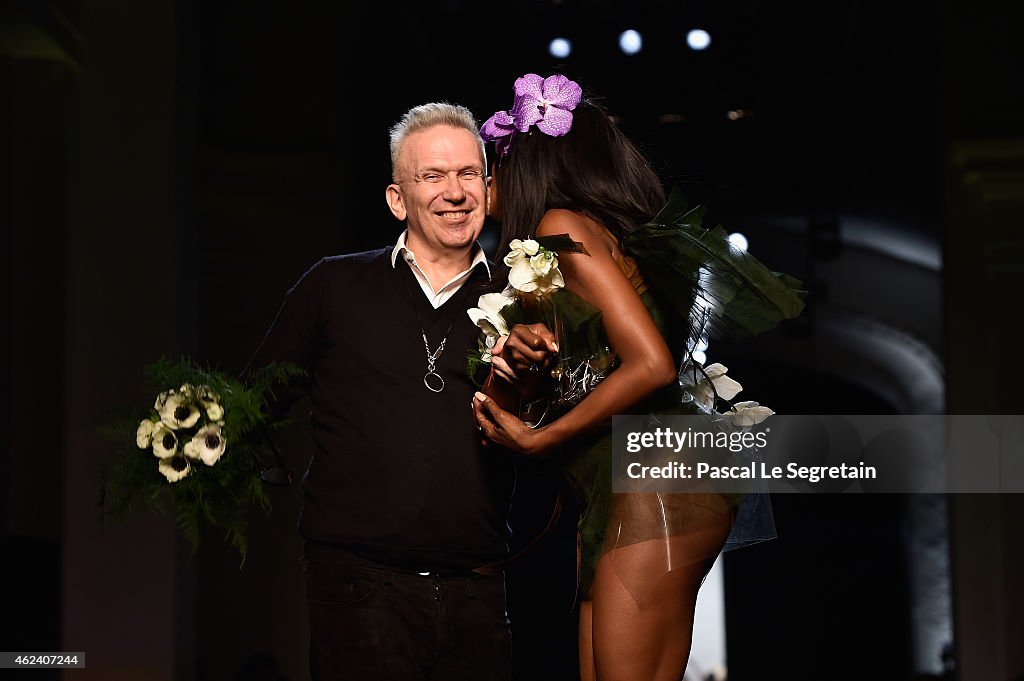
[244,101,541,680]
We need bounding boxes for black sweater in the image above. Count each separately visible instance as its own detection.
[245,247,514,570]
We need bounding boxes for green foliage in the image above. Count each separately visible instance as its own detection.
[624,184,808,341]
[466,350,489,389]
[536,233,590,255]
[97,356,305,567]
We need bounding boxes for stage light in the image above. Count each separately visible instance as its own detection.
[549,37,572,59]
[727,109,754,121]
[687,28,711,51]
[695,336,709,353]
[618,29,643,55]
[692,350,707,365]
[728,232,749,252]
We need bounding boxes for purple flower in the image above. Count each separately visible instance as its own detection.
[510,74,582,137]
[480,73,584,156]
[480,109,516,156]
[481,109,515,141]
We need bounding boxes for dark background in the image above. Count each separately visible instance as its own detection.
[3,0,1023,680]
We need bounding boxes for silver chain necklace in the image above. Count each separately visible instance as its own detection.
[421,334,447,392]
[398,261,476,393]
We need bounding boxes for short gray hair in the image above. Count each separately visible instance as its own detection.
[388,102,486,182]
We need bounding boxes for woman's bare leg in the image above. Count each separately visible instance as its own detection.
[588,514,731,681]
[579,599,595,681]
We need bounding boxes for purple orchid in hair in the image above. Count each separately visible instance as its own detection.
[480,109,516,157]
[480,73,583,156]
[510,73,582,137]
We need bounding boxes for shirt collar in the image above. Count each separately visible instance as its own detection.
[390,229,491,277]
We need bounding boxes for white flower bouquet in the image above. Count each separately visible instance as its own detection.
[99,356,304,565]
[467,234,614,407]
[466,237,567,365]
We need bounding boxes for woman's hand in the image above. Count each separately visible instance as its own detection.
[472,391,553,458]
[489,323,558,399]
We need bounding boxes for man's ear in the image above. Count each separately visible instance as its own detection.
[385,183,407,221]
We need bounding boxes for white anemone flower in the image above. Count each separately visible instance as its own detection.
[151,423,178,459]
[681,362,743,408]
[188,424,227,466]
[467,290,515,361]
[191,384,225,421]
[158,456,191,483]
[158,392,201,430]
[204,401,224,421]
[136,419,157,449]
[154,390,171,411]
[722,401,774,428]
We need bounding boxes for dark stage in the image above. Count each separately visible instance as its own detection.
[3,1,1024,680]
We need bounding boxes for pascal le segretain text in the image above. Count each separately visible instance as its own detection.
[627,461,878,483]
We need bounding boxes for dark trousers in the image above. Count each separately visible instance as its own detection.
[302,543,511,681]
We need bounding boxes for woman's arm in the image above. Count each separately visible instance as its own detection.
[473,209,677,457]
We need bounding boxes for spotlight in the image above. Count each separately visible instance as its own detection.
[692,350,707,365]
[728,232,748,252]
[549,37,572,59]
[687,28,711,51]
[618,29,643,55]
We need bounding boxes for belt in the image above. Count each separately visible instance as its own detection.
[302,485,564,577]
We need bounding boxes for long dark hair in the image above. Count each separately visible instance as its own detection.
[490,97,665,278]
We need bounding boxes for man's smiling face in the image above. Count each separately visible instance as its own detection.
[386,124,488,260]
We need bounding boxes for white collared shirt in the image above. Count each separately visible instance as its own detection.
[390,230,491,308]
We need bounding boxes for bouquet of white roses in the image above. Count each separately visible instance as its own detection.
[99,356,304,565]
